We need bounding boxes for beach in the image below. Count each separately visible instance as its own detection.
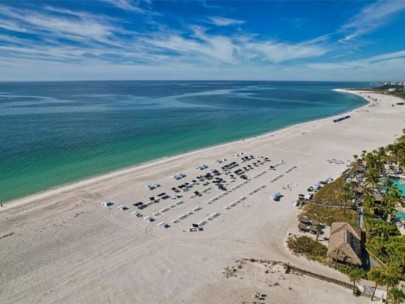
[0,90,404,303]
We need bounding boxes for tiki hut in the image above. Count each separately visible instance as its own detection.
[327,222,363,266]
[353,186,363,197]
[373,192,384,204]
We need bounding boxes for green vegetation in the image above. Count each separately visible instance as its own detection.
[302,166,361,226]
[368,268,386,301]
[287,236,327,264]
[301,204,357,226]
[334,263,364,277]
[388,287,405,304]
[348,268,367,295]
[312,175,348,204]
[297,128,405,301]
[352,130,405,301]
[287,236,363,277]
[371,85,405,101]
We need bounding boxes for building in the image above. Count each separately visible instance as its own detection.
[327,222,363,266]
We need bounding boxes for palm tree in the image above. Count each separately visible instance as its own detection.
[339,183,353,214]
[365,168,380,189]
[388,287,405,304]
[362,186,375,212]
[348,268,364,295]
[314,224,323,241]
[388,144,401,165]
[378,146,388,164]
[382,180,404,221]
[361,150,367,161]
[381,265,401,304]
[368,268,385,301]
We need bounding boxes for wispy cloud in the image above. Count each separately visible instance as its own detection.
[308,49,405,71]
[340,0,405,42]
[243,39,327,64]
[207,16,245,26]
[0,5,128,47]
[0,2,328,68]
[1,0,402,81]
[101,0,144,14]
[142,25,328,65]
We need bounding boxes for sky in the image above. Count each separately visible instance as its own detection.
[0,0,405,81]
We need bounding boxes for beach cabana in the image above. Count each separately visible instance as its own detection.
[313,183,321,191]
[311,220,320,227]
[103,200,112,207]
[298,222,309,232]
[131,211,141,217]
[298,216,311,225]
[144,216,154,222]
[158,221,168,228]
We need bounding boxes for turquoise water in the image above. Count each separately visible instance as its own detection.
[0,81,369,203]
[394,179,405,195]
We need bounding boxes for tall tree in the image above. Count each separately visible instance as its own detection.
[348,268,364,295]
[368,268,385,301]
[339,183,353,214]
[388,287,405,304]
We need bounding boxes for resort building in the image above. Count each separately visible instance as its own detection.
[327,222,363,266]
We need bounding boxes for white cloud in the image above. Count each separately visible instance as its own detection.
[207,16,245,26]
[340,0,405,42]
[5,2,401,81]
[243,39,327,64]
[0,5,129,47]
[0,19,28,33]
[308,49,405,70]
[101,0,144,14]
[2,54,405,82]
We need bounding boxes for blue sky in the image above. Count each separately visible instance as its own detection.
[0,0,405,81]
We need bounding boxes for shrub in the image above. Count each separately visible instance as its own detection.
[287,236,327,263]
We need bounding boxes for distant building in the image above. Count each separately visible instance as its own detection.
[388,88,397,92]
[327,222,363,266]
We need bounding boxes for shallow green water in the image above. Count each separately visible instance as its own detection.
[0,81,369,203]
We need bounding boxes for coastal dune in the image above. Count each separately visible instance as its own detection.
[0,90,404,304]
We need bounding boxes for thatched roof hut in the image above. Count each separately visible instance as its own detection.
[353,186,363,195]
[327,222,363,266]
[373,192,384,203]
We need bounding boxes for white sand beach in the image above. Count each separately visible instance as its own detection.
[0,90,404,304]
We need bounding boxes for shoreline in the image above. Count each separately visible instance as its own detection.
[1,88,370,210]
[0,89,372,212]
[0,90,403,304]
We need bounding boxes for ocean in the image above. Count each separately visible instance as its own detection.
[0,81,370,203]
